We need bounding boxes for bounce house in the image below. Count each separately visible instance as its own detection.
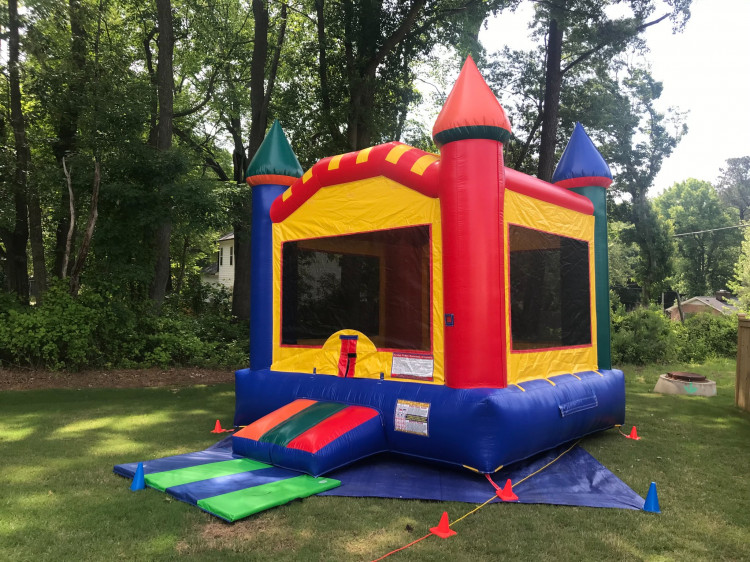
[231,56,624,478]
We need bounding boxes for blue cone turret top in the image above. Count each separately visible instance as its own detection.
[245,119,304,187]
[552,122,612,189]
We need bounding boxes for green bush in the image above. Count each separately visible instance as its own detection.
[611,305,737,365]
[0,283,99,370]
[0,281,248,371]
[674,312,737,363]
[611,305,678,364]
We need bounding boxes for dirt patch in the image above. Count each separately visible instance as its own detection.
[0,366,236,391]
[176,514,299,555]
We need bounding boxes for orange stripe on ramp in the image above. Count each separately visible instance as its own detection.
[234,399,317,441]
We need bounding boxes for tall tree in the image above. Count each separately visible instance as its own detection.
[514,0,692,181]
[1,0,31,302]
[487,41,686,302]
[230,0,288,321]
[612,67,686,302]
[729,227,750,312]
[52,0,89,279]
[655,179,741,297]
[148,0,175,307]
[608,220,639,288]
[307,0,509,157]
[716,156,750,221]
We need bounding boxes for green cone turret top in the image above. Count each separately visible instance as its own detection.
[245,120,303,186]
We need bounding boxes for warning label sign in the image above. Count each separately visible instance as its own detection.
[394,399,430,437]
[391,353,434,381]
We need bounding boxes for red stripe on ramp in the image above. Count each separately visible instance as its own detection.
[286,406,380,453]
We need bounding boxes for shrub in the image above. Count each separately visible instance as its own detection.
[610,305,738,366]
[611,305,678,365]
[674,312,737,362]
[0,282,98,370]
[0,281,248,371]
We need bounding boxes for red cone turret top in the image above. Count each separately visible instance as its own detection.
[432,56,511,147]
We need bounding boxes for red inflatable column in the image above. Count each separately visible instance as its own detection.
[439,140,506,388]
[433,57,512,389]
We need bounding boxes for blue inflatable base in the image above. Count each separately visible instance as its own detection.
[234,368,626,474]
[115,436,644,512]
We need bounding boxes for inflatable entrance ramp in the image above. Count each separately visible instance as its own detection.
[232,399,387,476]
[114,454,339,522]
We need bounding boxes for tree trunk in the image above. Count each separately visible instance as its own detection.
[69,160,100,298]
[232,0,270,321]
[232,205,252,321]
[149,0,175,307]
[53,0,88,278]
[537,7,564,182]
[228,113,250,319]
[348,72,376,150]
[343,0,426,151]
[315,0,345,146]
[60,158,76,278]
[247,0,270,158]
[6,0,31,303]
[28,186,47,302]
[174,235,189,298]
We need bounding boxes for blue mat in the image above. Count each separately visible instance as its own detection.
[115,437,644,512]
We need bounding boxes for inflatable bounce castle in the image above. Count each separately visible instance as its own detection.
[232,56,624,477]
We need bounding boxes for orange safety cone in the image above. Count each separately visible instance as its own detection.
[430,511,457,538]
[210,419,231,433]
[497,479,519,502]
[626,426,641,440]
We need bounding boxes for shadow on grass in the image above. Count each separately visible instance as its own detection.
[0,384,236,559]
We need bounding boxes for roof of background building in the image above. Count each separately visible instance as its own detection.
[666,296,739,314]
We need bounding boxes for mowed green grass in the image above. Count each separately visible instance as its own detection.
[1,360,749,561]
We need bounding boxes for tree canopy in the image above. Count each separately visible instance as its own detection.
[2,0,741,336]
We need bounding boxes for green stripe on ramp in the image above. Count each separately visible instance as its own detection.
[197,475,341,522]
[144,459,271,492]
[260,401,348,447]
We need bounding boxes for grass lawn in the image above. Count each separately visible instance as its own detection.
[1,359,749,561]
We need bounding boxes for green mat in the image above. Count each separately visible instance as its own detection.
[197,474,341,521]
[144,458,271,491]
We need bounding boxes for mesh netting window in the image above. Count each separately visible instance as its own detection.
[281,225,431,350]
[509,225,591,350]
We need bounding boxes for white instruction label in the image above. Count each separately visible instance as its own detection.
[394,400,430,437]
[391,353,434,381]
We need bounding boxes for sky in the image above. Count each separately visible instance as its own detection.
[476,0,750,194]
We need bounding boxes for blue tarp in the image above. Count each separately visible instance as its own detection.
[114,437,644,513]
[323,445,644,509]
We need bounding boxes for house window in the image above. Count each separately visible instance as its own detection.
[509,224,591,350]
[220,247,224,266]
[230,246,233,266]
[281,225,431,350]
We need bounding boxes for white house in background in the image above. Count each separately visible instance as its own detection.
[201,232,235,291]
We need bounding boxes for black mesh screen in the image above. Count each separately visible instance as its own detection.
[281,225,431,350]
[509,225,591,350]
